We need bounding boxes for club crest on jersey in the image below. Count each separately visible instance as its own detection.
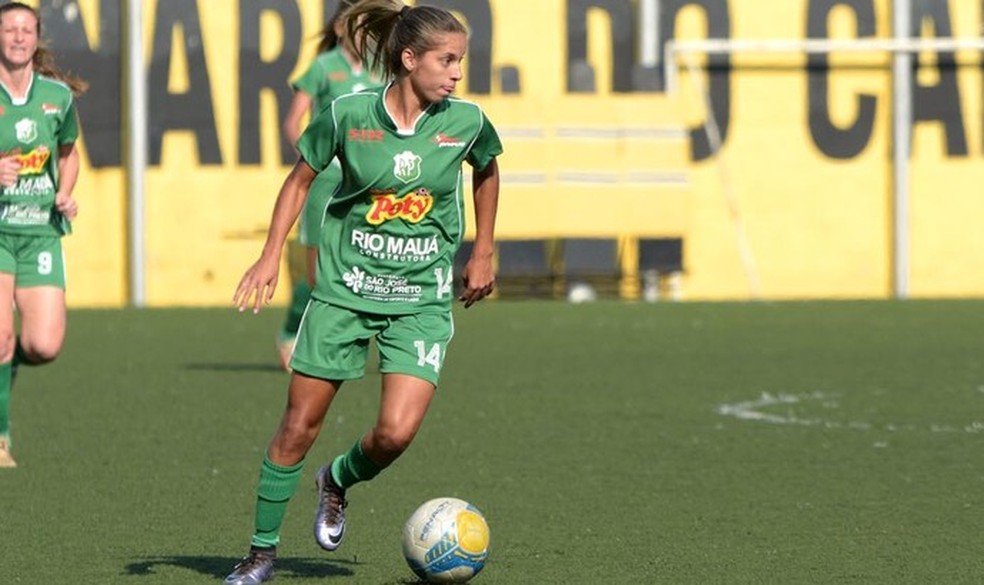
[366,189,434,225]
[15,118,38,143]
[393,150,422,184]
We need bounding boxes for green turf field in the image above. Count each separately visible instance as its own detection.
[1,300,983,584]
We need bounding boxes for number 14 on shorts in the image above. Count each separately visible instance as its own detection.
[413,340,442,372]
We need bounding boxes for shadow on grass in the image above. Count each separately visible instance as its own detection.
[184,362,286,373]
[123,555,357,579]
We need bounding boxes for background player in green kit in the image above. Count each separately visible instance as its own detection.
[227,1,502,582]
[275,0,381,371]
[0,2,86,468]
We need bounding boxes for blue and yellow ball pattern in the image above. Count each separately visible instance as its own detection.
[403,498,490,584]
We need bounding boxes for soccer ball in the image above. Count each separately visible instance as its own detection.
[402,497,490,583]
[566,282,597,303]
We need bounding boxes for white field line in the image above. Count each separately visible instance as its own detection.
[716,392,984,434]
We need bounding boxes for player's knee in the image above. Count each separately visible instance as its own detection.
[19,339,61,365]
[276,414,319,455]
[371,425,415,457]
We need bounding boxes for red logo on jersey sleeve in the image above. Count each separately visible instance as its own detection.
[432,133,466,148]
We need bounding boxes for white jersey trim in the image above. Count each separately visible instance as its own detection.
[0,74,33,105]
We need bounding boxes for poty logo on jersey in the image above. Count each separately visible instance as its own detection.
[366,189,434,225]
[15,118,37,143]
[393,150,422,183]
[41,103,60,115]
[15,146,50,174]
[432,133,466,148]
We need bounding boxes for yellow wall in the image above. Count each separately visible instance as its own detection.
[679,0,893,299]
[678,0,984,299]
[56,0,984,305]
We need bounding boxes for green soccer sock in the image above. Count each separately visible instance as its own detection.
[330,439,385,489]
[0,361,11,441]
[251,456,305,548]
[281,281,312,339]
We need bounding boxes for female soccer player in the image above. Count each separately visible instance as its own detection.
[226,1,502,582]
[275,0,381,371]
[0,2,86,468]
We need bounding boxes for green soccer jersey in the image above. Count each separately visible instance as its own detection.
[298,84,503,315]
[291,47,378,114]
[0,73,78,236]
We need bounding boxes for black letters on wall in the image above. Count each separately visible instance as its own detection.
[40,0,121,168]
[148,0,222,165]
[661,0,732,161]
[45,0,978,169]
[239,0,301,165]
[807,0,877,159]
[323,0,342,24]
[566,0,635,92]
[911,1,966,156]
[426,0,495,94]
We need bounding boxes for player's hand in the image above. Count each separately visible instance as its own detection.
[55,192,78,220]
[458,255,495,308]
[233,254,281,314]
[0,155,21,188]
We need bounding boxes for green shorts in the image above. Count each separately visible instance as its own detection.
[298,163,341,247]
[291,299,454,386]
[0,232,66,288]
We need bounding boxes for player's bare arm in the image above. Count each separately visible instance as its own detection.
[282,90,313,152]
[234,159,317,314]
[55,143,80,219]
[460,158,499,308]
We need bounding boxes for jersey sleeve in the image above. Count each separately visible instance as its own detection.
[58,99,79,145]
[290,58,325,97]
[466,111,503,172]
[297,102,339,173]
